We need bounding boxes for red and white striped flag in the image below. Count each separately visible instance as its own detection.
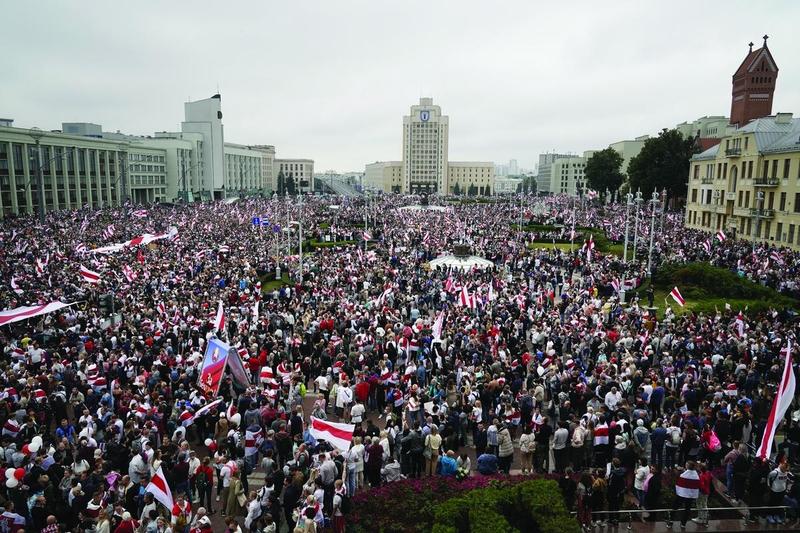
[80,265,102,284]
[716,230,726,242]
[245,428,263,456]
[145,465,174,511]
[10,277,23,295]
[432,311,444,340]
[459,286,476,309]
[363,231,372,241]
[182,398,224,427]
[75,243,87,255]
[309,417,355,451]
[157,302,167,316]
[122,264,137,283]
[610,279,620,292]
[2,419,20,438]
[132,210,148,218]
[102,224,115,240]
[757,341,796,460]
[583,234,595,263]
[770,250,784,265]
[213,300,225,333]
[669,286,685,307]
[701,240,711,254]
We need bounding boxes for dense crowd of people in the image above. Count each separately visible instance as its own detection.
[0,193,797,532]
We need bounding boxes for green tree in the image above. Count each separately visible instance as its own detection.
[452,182,461,195]
[276,170,285,196]
[468,185,478,196]
[627,128,698,199]
[585,148,624,198]
[286,172,296,195]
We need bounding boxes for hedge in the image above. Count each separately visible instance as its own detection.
[431,479,579,533]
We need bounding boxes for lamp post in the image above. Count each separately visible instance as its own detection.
[658,188,667,237]
[117,144,129,205]
[713,190,721,231]
[753,190,765,253]
[28,128,46,224]
[623,192,633,263]
[647,191,659,277]
[632,189,643,263]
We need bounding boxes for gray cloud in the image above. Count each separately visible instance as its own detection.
[3,0,799,172]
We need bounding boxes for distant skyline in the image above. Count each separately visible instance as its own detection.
[3,1,799,172]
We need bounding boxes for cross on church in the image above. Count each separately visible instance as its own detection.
[763,34,769,45]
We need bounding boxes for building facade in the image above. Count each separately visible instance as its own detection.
[402,97,449,194]
[223,143,265,196]
[447,162,494,195]
[535,153,571,194]
[549,152,594,196]
[364,161,403,193]
[494,176,523,195]
[274,159,314,194]
[685,113,800,250]
[609,136,649,176]
[181,94,225,200]
[0,126,171,217]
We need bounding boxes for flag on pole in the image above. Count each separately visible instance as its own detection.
[213,300,225,333]
[583,234,595,263]
[669,286,685,307]
[309,417,355,451]
[756,341,796,460]
[701,240,711,254]
[181,399,224,427]
[80,266,101,284]
[716,230,727,242]
[145,466,174,511]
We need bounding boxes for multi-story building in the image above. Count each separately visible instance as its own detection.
[494,176,523,195]
[181,94,225,200]
[366,98,492,195]
[685,113,800,250]
[364,161,403,193]
[0,125,173,217]
[250,145,275,194]
[730,36,778,128]
[535,153,571,194]
[448,162,494,195]
[402,98,449,194]
[224,143,265,196]
[609,136,650,177]
[549,152,595,196]
[274,159,314,194]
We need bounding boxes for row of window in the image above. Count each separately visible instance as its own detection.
[688,211,797,246]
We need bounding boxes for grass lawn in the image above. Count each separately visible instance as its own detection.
[527,242,576,252]
[606,244,625,257]
[309,239,357,248]
[260,273,291,292]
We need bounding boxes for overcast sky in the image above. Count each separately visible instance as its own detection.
[4,1,799,172]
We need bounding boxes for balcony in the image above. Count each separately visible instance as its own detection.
[750,208,775,218]
[753,177,779,187]
[725,192,736,201]
[725,147,742,157]
[700,177,714,184]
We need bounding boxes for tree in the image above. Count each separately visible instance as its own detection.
[453,182,461,195]
[585,148,624,198]
[286,172,296,195]
[276,170,286,196]
[627,128,698,199]
[468,185,478,196]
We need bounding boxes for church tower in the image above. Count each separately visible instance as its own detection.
[730,35,778,128]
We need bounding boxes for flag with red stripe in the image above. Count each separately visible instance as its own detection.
[80,265,101,284]
[757,341,796,460]
[309,417,354,451]
[145,465,174,511]
[669,286,685,307]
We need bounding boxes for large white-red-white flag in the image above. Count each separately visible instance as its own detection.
[181,398,224,427]
[0,301,75,327]
[459,286,476,309]
[145,465,174,511]
[309,417,354,451]
[432,311,444,340]
[80,265,101,284]
[669,286,685,307]
[757,341,796,460]
[735,311,745,338]
[213,300,225,333]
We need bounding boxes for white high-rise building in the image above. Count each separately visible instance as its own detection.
[402,97,449,194]
[182,94,225,200]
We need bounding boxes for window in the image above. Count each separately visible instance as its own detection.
[795,193,800,213]
[780,192,786,211]
[691,189,697,203]
[748,160,753,178]
[790,224,796,244]
[776,222,783,242]
[771,159,778,178]
[784,159,791,179]
[763,160,769,177]
[744,137,748,150]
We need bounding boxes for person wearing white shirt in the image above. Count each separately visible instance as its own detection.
[350,400,365,425]
[604,387,622,411]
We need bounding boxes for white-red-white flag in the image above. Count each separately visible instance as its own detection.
[145,465,174,511]
[10,277,23,295]
[181,398,224,427]
[213,300,225,333]
[432,311,444,340]
[757,341,796,460]
[735,311,745,338]
[80,266,101,284]
[309,417,354,451]
[122,264,137,283]
[716,230,727,242]
[669,286,685,307]
[245,428,263,456]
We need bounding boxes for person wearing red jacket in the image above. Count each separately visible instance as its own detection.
[113,512,138,533]
[693,463,712,526]
[194,458,215,514]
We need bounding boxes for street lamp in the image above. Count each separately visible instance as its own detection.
[753,191,765,252]
[647,191,659,277]
[623,192,634,263]
[28,128,46,224]
[631,189,643,262]
[117,144,129,205]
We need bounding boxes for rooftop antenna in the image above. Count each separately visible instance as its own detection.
[216,82,220,94]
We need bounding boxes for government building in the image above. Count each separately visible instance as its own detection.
[685,37,800,251]
[0,95,313,218]
[364,98,494,195]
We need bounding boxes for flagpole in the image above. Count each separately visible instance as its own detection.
[647,191,659,278]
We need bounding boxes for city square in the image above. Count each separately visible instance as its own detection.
[1,3,799,533]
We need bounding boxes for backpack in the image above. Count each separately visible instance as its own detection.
[339,493,352,514]
[670,429,681,446]
[196,469,209,492]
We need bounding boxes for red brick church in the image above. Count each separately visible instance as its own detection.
[730,35,779,127]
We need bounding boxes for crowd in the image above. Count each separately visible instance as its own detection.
[0,193,797,533]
